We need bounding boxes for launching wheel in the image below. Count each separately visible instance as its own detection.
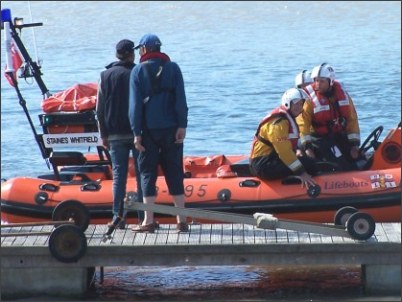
[334,206,358,226]
[345,212,376,241]
[52,200,90,232]
[48,224,87,263]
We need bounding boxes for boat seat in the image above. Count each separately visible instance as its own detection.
[49,151,86,166]
[217,158,253,178]
[49,146,112,180]
[230,158,252,177]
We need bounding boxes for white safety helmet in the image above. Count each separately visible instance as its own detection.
[295,70,313,88]
[311,63,335,86]
[281,88,309,109]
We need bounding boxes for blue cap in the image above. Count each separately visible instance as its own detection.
[134,34,162,50]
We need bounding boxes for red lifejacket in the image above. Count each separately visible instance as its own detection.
[305,80,350,136]
[252,106,299,151]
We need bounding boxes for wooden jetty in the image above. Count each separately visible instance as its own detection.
[1,220,400,300]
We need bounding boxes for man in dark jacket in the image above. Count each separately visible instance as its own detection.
[96,39,143,228]
[129,34,189,233]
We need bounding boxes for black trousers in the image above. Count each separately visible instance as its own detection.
[310,133,358,171]
[250,153,318,180]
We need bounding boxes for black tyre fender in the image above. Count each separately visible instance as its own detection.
[334,206,358,226]
[346,212,376,241]
[52,199,90,232]
[48,224,87,263]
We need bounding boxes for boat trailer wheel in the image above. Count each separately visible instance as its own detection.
[334,206,358,226]
[52,200,90,232]
[48,224,87,263]
[345,212,376,241]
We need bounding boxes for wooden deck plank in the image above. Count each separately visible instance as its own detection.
[20,226,39,246]
[320,231,335,244]
[297,230,311,244]
[231,223,245,244]
[176,223,191,245]
[265,229,277,244]
[330,234,346,243]
[132,231,149,246]
[372,223,387,243]
[210,223,222,244]
[275,228,289,243]
[110,229,126,245]
[381,223,401,243]
[243,224,256,244]
[153,224,169,246]
[187,224,202,245]
[23,225,45,246]
[84,224,98,245]
[221,223,234,244]
[199,224,213,244]
[308,232,323,243]
[165,224,180,244]
[12,226,35,246]
[286,230,300,243]
[2,227,23,246]
[33,225,53,246]
[253,227,267,244]
[89,225,109,246]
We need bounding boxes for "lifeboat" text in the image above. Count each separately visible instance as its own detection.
[324,181,369,190]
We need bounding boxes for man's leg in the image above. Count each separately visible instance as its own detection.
[172,194,186,224]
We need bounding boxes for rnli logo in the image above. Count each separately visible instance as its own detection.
[370,174,396,189]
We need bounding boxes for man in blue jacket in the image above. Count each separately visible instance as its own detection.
[96,39,144,229]
[129,34,189,233]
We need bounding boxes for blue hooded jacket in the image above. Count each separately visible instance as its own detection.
[128,52,188,136]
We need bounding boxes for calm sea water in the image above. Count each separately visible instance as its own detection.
[1,1,401,301]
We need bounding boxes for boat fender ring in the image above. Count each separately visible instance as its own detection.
[239,179,261,187]
[345,212,376,241]
[217,189,231,202]
[39,183,60,192]
[307,184,321,198]
[334,206,358,226]
[80,183,101,191]
[48,224,87,263]
[52,200,90,232]
[34,191,49,205]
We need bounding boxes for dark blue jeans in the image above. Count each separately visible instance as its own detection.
[109,139,144,221]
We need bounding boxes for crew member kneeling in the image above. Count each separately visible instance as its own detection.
[249,88,317,188]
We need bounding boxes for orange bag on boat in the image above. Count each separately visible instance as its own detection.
[41,82,98,113]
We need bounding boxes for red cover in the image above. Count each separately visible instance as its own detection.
[41,82,97,113]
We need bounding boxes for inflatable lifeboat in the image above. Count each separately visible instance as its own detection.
[3,13,399,229]
[1,124,400,226]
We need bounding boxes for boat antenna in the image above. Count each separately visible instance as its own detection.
[27,1,41,68]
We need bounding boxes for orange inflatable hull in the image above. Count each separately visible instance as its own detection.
[1,166,400,225]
